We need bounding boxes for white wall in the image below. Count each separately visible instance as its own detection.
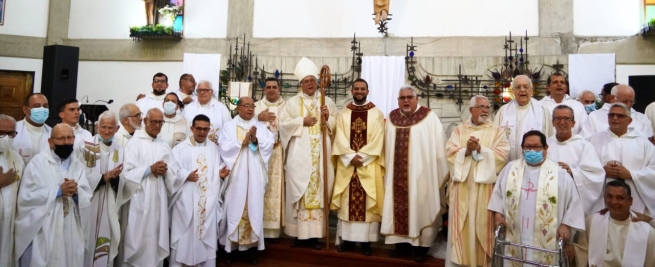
[254,0,539,38]
[0,57,43,92]
[616,64,655,84]
[76,61,182,114]
[0,0,49,37]
[574,0,642,36]
[68,0,228,39]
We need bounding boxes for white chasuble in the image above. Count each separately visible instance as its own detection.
[381,106,449,247]
[15,149,92,267]
[539,95,589,134]
[170,138,224,266]
[493,99,553,161]
[279,92,337,239]
[587,128,655,214]
[647,102,655,135]
[183,99,232,145]
[13,120,51,164]
[0,149,24,267]
[546,135,605,216]
[446,121,509,266]
[120,130,180,267]
[79,137,124,267]
[581,103,654,138]
[255,98,286,238]
[488,159,585,266]
[588,212,655,267]
[219,117,274,251]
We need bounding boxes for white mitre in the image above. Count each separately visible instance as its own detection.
[294,57,318,82]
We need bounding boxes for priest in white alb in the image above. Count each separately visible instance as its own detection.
[330,78,385,256]
[587,102,655,216]
[0,114,24,267]
[254,77,286,239]
[136,73,169,114]
[646,101,655,145]
[494,75,554,161]
[446,95,510,267]
[219,97,274,265]
[488,130,585,266]
[15,123,92,267]
[279,57,337,250]
[170,114,230,267]
[580,84,653,138]
[546,105,605,216]
[119,108,180,267]
[382,86,449,263]
[538,73,588,134]
[115,103,142,148]
[79,111,125,267]
[13,93,52,164]
[183,80,232,145]
[574,180,655,267]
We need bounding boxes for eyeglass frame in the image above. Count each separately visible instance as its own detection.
[521,145,544,151]
[0,131,18,138]
[238,104,257,109]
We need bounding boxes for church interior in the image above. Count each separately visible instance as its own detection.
[1,0,654,266]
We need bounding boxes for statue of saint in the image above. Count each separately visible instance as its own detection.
[374,0,389,25]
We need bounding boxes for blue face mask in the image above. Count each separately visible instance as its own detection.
[584,104,596,114]
[29,107,49,124]
[99,135,114,143]
[524,150,544,165]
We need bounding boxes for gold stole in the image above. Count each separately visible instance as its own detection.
[504,159,559,265]
[299,97,321,209]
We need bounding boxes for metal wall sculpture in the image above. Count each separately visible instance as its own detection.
[219,34,364,113]
[405,31,567,111]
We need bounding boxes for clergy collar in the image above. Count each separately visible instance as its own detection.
[263,97,284,106]
[149,93,166,100]
[118,124,134,137]
[300,91,320,101]
[135,129,158,140]
[608,127,638,138]
[554,133,582,144]
[400,105,421,116]
[190,137,207,147]
[24,119,45,132]
[352,100,370,106]
[545,94,571,104]
[49,150,72,167]
[198,98,216,108]
[235,115,256,129]
[466,119,491,128]
[164,113,183,122]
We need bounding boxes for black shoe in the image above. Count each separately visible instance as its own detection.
[290,238,300,248]
[412,246,426,263]
[309,238,322,250]
[360,242,372,256]
[337,241,355,252]
[247,249,258,265]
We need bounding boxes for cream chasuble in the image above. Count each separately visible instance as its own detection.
[0,149,24,267]
[279,92,337,239]
[254,98,286,238]
[539,95,589,134]
[136,93,165,114]
[79,137,124,267]
[646,102,655,135]
[183,98,232,145]
[493,99,553,161]
[13,120,51,164]
[587,128,655,214]
[170,138,224,266]
[546,135,605,216]
[219,116,274,251]
[446,121,509,267]
[120,130,180,267]
[381,106,449,247]
[15,149,92,267]
[580,103,654,138]
[488,159,585,266]
[160,114,188,148]
[330,102,385,244]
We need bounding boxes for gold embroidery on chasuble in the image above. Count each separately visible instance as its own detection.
[388,106,431,236]
[234,126,256,245]
[263,147,282,226]
[196,153,209,238]
[300,97,321,210]
[208,123,220,145]
[347,104,371,222]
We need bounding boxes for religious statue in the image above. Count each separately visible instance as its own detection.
[374,0,389,25]
[144,0,168,25]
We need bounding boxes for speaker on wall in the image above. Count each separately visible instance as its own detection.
[628,75,655,114]
[40,45,80,127]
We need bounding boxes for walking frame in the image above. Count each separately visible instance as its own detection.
[492,225,568,267]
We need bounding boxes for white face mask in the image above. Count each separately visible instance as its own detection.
[163,102,177,115]
[0,136,13,153]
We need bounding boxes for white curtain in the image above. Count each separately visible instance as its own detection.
[183,53,222,99]
[568,54,615,98]
[361,56,407,117]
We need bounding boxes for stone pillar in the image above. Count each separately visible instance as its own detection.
[45,0,72,45]
[226,0,255,39]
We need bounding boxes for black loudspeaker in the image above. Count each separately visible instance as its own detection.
[41,45,80,127]
[628,75,655,113]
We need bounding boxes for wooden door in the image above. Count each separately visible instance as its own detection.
[0,71,34,121]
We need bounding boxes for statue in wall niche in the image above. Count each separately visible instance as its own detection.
[144,0,170,25]
[374,0,389,25]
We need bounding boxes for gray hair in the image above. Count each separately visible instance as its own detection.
[97,111,118,125]
[0,114,17,126]
[399,85,418,96]
[146,108,163,119]
[119,103,138,122]
[553,105,575,122]
[469,95,489,108]
[610,102,632,118]
[511,75,533,88]
[610,84,634,96]
[197,80,214,89]
[577,90,596,99]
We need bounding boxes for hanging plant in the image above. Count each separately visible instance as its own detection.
[159,4,183,22]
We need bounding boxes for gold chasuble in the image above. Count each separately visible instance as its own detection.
[330,102,385,223]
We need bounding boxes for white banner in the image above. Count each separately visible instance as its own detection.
[568,54,615,98]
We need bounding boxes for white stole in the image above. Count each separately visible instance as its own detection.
[588,212,650,267]
[499,100,544,159]
[14,120,51,164]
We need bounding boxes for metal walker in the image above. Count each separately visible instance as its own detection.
[491,225,569,267]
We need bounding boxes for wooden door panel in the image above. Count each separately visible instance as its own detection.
[0,71,33,121]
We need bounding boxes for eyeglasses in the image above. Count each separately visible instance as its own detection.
[514,85,531,91]
[128,113,143,119]
[238,104,257,109]
[397,95,416,101]
[473,105,491,110]
[153,80,167,84]
[607,113,628,119]
[197,89,212,94]
[0,131,17,138]
[182,78,195,83]
[148,120,165,125]
[553,117,573,122]
[52,136,75,142]
[193,127,211,132]
[522,145,544,151]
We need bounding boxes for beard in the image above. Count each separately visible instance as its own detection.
[129,120,142,130]
[353,95,367,104]
[477,114,491,124]
[153,89,166,96]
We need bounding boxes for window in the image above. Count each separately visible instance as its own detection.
[646,0,655,26]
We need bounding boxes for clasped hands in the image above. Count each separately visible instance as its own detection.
[242,126,258,147]
[150,160,168,176]
[603,162,631,180]
[103,164,123,181]
[464,136,481,156]
[60,178,78,197]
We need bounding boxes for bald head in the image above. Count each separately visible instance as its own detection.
[144,108,164,138]
[237,97,255,120]
[52,123,74,138]
[610,84,635,108]
[512,75,534,106]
